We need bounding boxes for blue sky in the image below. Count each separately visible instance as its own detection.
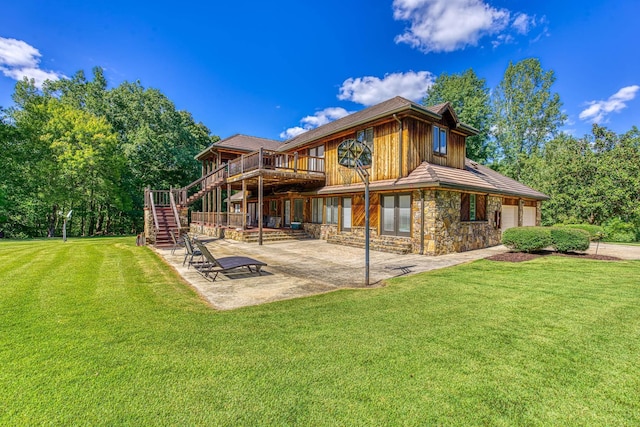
[1,0,639,142]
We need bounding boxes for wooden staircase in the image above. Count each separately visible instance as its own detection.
[154,207,179,248]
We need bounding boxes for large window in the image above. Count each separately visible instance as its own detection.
[325,197,338,224]
[461,193,487,221]
[311,198,323,223]
[381,194,411,236]
[433,125,447,155]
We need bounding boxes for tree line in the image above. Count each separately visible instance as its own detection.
[423,58,640,240]
[2,60,638,240]
[0,67,218,238]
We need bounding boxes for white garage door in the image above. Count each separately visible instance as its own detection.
[501,205,518,231]
[523,206,537,227]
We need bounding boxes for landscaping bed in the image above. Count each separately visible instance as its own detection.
[487,250,621,262]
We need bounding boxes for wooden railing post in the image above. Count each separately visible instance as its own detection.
[259,147,263,169]
[294,152,298,172]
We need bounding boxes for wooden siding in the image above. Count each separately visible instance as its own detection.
[352,193,379,228]
[325,121,402,186]
[404,118,465,172]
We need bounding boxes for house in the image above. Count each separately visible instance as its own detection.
[144,96,548,255]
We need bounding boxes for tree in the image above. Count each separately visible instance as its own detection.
[423,69,494,162]
[531,125,640,228]
[492,58,566,181]
[39,100,122,235]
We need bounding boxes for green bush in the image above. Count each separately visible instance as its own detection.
[556,224,605,241]
[550,227,590,253]
[604,218,638,243]
[502,227,552,253]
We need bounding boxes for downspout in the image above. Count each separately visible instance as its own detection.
[393,114,403,179]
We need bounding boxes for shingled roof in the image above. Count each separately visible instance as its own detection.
[316,159,548,200]
[196,134,282,159]
[278,96,477,152]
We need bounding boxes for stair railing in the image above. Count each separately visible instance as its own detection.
[169,189,182,230]
[148,189,160,241]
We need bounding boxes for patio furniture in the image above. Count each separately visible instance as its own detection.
[183,235,204,268]
[193,241,267,281]
[169,229,185,255]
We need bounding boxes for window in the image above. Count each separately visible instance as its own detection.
[293,199,303,223]
[341,197,352,231]
[461,193,487,221]
[381,194,411,236]
[308,145,325,172]
[433,125,447,155]
[357,127,374,151]
[325,197,338,224]
[311,198,323,223]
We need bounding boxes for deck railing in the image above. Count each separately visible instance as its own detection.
[191,212,246,228]
[227,148,325,178]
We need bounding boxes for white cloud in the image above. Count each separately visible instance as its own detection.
[393,0,544,53]
[579,85,640,123]
[338,71,434,106]
[280,107,351,139]
[512,13,533,34]
[393,0,510,52]
[0,37,65,87]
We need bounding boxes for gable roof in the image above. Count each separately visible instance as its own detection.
[316,159,548,200]
[278,96,478,152]
[196,134,282,160]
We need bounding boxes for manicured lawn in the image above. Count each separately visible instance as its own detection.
[1,237,639,425]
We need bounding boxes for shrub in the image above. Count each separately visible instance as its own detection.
[604,218,638,243]
[550,227,590,253]
[556,224,605,241]
[502,227,552,253]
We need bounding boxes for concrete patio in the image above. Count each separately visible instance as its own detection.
[153,239,640,311]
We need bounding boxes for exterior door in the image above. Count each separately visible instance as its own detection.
[523,206,536,226]
[501,205,518,231]
[284,200,291,226]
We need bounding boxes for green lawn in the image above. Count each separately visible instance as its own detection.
[1,237,639,425]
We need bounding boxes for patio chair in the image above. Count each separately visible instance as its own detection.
[183,235,204,268]
[169,229,186,255]
[193,241,267,281]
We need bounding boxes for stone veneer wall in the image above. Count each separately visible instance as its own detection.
[190,223,225,239]
[419,190,502,256]
[143,208,155,245]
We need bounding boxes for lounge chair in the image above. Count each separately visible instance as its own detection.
[169,229,185,255]
[193,241,267,281]
[183,235,203,268]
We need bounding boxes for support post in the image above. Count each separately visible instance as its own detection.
[258,175,264,245]
[227,183,232,227]
[242,179,247,229]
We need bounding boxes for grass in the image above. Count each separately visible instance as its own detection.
[1,237,639,425]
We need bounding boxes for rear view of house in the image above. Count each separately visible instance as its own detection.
[145,96,547,255]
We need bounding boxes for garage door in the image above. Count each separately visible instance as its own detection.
[501,205,518,231]
[523,206,536,227]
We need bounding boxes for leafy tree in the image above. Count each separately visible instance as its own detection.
[532,125,640,229]
[39,100,122,235]
[493,58,566,180]
[3,68,218,237]
[423,69,494,162]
